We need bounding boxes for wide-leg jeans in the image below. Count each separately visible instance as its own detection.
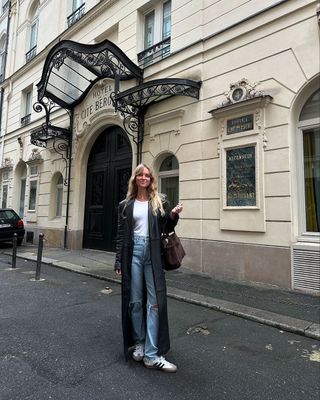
[130,235,159,359]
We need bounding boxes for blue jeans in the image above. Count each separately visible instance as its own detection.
[130,235,159,359]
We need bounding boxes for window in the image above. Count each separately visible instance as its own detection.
[28,180,37,211]
[19,178,26,217]
[68,0,85,27]
[30,165,38,176]
[49,173,64,219]
[21,89,33,126]
[138,1,171,67]
[1,1,9,14]
[0,34,6,82]
[26,1,39,62]
[298,89,320,234]
[55,174,63,217]
[159,155,179,207]
[1,184,8,208]
[162,0,171,40]
[72,0,84,11]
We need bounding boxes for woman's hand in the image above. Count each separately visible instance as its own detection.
[115,268,122,276]
[171,202,183,218]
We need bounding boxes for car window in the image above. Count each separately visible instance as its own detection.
[0,210,18,220]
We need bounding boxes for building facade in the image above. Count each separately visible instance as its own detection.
[0,0,319,293]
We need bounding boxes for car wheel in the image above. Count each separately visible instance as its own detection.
[17,238,23,246]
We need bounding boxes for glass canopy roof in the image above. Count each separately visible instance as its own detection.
[37,39,143,109]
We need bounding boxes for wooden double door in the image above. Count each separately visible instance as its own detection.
[83,126,132,251]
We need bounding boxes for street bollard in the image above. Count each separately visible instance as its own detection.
[12,233,18,269]
[35,233,44,281]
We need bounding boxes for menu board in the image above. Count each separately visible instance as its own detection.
[226,146,256,206]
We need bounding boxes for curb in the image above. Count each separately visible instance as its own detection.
[3,252,320,341]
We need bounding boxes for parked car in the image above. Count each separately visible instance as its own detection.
[0,208,25,246]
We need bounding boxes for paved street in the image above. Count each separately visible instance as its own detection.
[0,256,319,400]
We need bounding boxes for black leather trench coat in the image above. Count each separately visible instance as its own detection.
[114,196,178,360]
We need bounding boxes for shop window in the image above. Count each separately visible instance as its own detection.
[298,89,320,234]
[159,154,179,207]
[138,1,171,67]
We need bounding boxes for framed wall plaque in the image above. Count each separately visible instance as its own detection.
[226,146,256,207]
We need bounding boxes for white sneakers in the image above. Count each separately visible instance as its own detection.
[132,343,145,362]
[143,356,177,373]
[132,344,177,373]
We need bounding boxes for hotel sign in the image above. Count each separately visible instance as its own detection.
[227,114,254,135]
[74,79,115,136]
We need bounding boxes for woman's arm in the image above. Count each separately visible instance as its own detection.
[162,197,183,233]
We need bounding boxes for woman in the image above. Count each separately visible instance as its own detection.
[114,163,183,373]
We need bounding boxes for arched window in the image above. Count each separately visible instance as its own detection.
[298,89,320,234]
[158,155,179,207]
[26,1,39,62]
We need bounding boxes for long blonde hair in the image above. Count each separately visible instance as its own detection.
[126,163,165,216]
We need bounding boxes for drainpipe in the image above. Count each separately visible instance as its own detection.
[64,109,73,249]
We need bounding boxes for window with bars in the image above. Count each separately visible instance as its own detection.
[21,89,33,126]
[138,1,171,67]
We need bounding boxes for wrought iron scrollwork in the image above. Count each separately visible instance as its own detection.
[110,91,142,146]
[51,47,135,81]
[31,97,71,186]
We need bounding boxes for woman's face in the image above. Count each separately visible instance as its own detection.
[135,167,151,189]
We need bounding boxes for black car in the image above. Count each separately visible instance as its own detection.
[0,208,25,246]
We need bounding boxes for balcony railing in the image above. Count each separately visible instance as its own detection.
[26,45,37,63]
[67,3,85,28]
[21,114,31,127]
[138,37,171,68]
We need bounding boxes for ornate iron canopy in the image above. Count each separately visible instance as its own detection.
[30,123,70,148]
[111,78,201,163]
[114,78,201,116]
[37,39,143,109]
[32,38,201,172]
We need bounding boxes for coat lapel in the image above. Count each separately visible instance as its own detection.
[125,199,134,234]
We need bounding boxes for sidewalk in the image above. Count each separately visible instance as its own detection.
[1,243,319,341]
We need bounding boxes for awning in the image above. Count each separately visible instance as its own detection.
[32,38,201,164]
[114,78,201,115]
[37,39,143,109]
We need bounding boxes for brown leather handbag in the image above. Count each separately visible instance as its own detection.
[161,231,186,271]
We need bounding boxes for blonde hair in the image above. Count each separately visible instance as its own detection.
[126,163,165,216]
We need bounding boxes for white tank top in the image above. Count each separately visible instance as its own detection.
[133,200,149,237]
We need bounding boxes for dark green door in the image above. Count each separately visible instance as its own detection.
[83,126,132,251]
